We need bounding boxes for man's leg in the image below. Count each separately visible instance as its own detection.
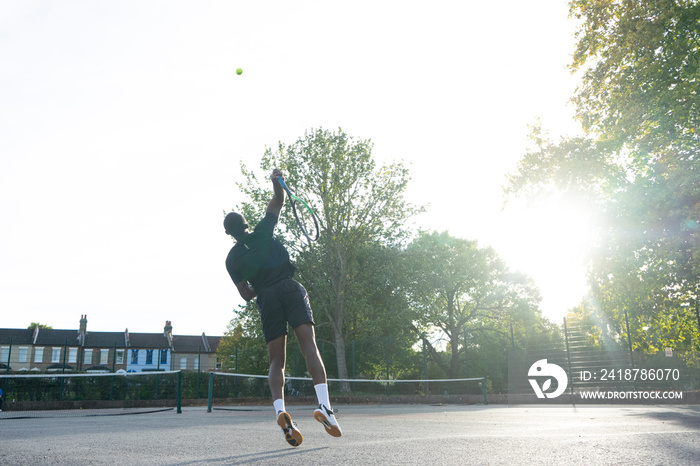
[266,334,287,402]
[293,323,342,437]
[292,322,326,385]
[267,335,303,447]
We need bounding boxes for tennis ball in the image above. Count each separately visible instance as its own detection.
[236,68,243,76]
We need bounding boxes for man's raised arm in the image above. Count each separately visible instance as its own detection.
[267,168,285,216]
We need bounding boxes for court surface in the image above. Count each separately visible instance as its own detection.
[1,404,699,465]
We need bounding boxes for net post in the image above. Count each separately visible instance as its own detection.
[207,372,214,413]
[176,371,182,414]
[385,336,389,396]
[154,372,160,400]
[197,346,201,399]
[60,338,67,400]
[481,377,488,405]
[110,343,116,400]
[464,327,468,379]
[3,337,11,400]
[422,333,428,397]
[112,343,117,373]
[5,336,12,375]
[351,340,356,395]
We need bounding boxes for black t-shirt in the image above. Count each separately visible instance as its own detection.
[226,212,296,293]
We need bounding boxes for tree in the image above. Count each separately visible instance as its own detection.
[217,303,269,375]
[505,0,700,351]
[27,322,52,330]
[570,0,700,154]
[302,240,419,381]
[234,127,423,387]
[406,231,543,378]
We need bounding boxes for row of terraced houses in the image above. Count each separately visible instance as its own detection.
[0,316,222,373]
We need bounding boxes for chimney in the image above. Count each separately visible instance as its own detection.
[79,314,88,345]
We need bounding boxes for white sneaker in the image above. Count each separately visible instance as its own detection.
[277,411,303,447]
[313,404,342,437]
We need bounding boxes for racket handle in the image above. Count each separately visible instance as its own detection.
[277,176,288,189]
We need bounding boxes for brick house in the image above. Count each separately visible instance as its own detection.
[0,328,35,372]
[171,333,222,372]
[0,316,220,374]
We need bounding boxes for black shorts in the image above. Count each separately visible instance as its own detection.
[256,278,314,343]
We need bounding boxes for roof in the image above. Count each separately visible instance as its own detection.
[127,332,170,349]
[84,332,127,348]
[0,325,222,352]
[34,328,81,346]
[205,336,221,352]
[85,365,111,372]
[171,334,210,353]
[47,363,74,371]
[0,328,35,345]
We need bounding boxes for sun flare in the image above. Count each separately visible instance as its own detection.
[496,196,599,322]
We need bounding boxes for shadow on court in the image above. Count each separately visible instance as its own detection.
[1,404,699,465]
[168,447,330,466]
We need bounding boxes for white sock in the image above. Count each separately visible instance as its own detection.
[314,383,331,410]
[273,399,286,416]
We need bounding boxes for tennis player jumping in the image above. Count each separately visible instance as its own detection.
[224,168,342,447]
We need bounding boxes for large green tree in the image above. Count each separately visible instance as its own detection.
[217,306,268,375]
[570,0,699,153]
[406,231,544,378]
[505,0,700,350]
[234,127,423,386]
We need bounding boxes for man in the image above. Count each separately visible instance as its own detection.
[224,168,341,447]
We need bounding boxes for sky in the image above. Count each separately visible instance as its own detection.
[0,1,593,337]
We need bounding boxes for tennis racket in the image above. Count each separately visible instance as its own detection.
[277,176,320,243]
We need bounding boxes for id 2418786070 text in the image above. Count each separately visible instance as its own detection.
[580,368,680,382]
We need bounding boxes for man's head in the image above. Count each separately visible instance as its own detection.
[224,212,249,239]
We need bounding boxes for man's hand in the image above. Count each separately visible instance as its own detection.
[267,168,285,216]
[236,281,257,302]
[271,168,283,183]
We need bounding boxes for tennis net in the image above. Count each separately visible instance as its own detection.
[207,372,487,411]
[0,371,183,418]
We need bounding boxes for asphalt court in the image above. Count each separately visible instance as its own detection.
[1,404,699,465]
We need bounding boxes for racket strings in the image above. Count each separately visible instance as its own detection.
[279,177,320,243]
[291,200,319,243]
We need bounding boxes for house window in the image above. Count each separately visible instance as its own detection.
[68,347,78,364]
[179,357,187,370]
[34,347,44,363]
[100,349,109,365]
[131,349,139,364]
[84,349,93,365]
[51,348,61,363]
[146,350,153,364]
[194,358,199,371]
[18,347,28,363]
[160,349,168,365]
[215,357,222,370]
[116,350,125,365]
[0,346,8,361]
